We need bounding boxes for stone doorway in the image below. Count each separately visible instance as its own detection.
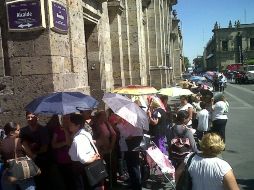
[84,22,103,103]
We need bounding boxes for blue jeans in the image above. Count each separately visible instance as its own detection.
[1,170,35,190]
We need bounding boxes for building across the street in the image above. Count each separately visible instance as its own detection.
[204,21,254,71]
[193,55,204,73]
[0,0,184,126]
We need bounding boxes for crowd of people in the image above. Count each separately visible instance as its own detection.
[0,85,240,190]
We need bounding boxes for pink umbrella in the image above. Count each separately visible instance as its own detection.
[206,71,216,76]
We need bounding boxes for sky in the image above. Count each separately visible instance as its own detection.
[174,0,254,63]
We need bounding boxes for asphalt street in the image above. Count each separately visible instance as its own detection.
[222,82,254,190]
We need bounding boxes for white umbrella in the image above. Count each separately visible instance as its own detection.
[102,93,149,131]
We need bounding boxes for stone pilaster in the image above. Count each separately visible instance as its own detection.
[156,0,162,66]
[142,6,151,86]
[108,1,125,88]
[146,0,162,89]
[160,0,168,87]
[0,28,4,76]
[98,2,114,94]
[121,0,131,85]
[122,0,145,85]
[140,5,148,85]
[171,16,182,81]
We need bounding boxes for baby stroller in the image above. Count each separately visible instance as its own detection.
[146,141,176,189]
[136,135,176,190]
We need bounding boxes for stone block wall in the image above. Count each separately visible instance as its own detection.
[0,0,183,126]
[0,0,90,126]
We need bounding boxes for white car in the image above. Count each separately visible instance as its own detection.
[245,65,254,83]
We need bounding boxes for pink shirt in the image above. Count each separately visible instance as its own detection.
[53,127,71,164]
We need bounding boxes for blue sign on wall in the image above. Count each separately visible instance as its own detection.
[49,1,68,34]
[6,0,46,32]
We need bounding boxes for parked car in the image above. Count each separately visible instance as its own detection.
[235,70,247,84]
[226,63,242,71]
[245,65,254,83]
[181,73,192,80]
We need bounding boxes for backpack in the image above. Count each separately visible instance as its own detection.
[169,127,192,162]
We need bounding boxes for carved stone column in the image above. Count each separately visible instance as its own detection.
[121,0,145,85]
[108,1,125,88]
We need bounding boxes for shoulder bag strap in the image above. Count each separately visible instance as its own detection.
[183,126,189,136]
[186,153,195,169]
[82,133,99,154]
[105,122,112,139]
[14,138,18,159]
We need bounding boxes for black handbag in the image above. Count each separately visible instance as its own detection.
[6,139,41,182]
[83,135,108,187]
[84,159,108,187]
[125,134,150,151]
[176,153,196,190]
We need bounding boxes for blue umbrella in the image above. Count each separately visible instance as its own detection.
[189,76,206,82]
[25,92,98,115]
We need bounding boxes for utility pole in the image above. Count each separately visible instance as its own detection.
[244,9,247,24]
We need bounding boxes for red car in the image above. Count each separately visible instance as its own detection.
[226,63,242,71]
[235,70,247,84]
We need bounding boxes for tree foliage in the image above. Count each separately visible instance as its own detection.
[246,59,254,65]
[184,57,190,68]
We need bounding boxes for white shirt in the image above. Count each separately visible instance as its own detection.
[185,154,232,190]
[68,129,98,164]
[179,103,193,125]
[116,122,143,151]
[197,109,209,131]
[212,101,228,121]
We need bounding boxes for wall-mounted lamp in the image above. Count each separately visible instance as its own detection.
[91,64,96,70]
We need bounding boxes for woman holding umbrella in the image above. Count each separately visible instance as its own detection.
[177,95,194,128]
[92,111,117,187]
[147,101,168,154]
[102,93,149,190]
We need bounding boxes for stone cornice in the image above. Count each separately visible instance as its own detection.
[172,18,180,25]
[96,0,107,3]
[83,7,101,24]
[142,0,151,8]
[107,1,124,14]
[82,0,102,24]
[170,0,177,6]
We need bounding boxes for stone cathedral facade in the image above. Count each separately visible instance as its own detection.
[0,0,183,125]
